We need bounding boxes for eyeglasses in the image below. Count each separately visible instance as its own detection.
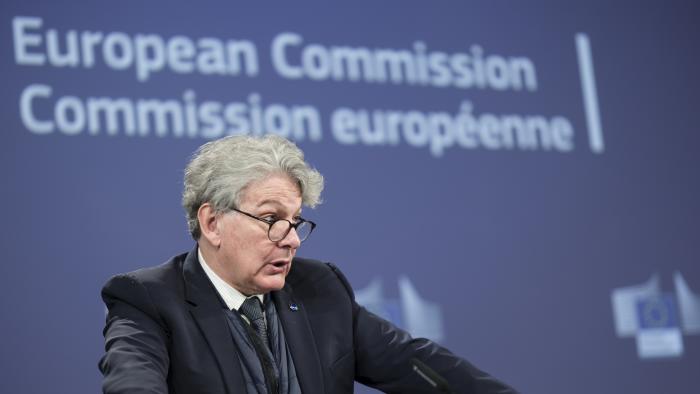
[230,208,316,243]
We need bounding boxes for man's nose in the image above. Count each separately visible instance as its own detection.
[278,227,301,249]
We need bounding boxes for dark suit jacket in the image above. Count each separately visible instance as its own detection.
[100,247,516,393]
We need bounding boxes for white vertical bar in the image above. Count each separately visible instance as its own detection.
[575,33,605,153]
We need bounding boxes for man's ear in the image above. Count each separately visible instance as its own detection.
[198,203,221,247]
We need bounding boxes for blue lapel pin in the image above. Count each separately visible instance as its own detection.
[289,303,299,311]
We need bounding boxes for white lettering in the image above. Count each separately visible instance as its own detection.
[19,84,53,134]
[135,34,165,81]
[46,29,79,67]
[226,40,258,76]
[13,16,45,65]
[271,32,303,79]
[55,96,85,135]
[80,31,104,68]
[331,108,358,145]
[103,33,134,69]
[330,102,576,157]
[168,36,195,74]
[86,98,135,136]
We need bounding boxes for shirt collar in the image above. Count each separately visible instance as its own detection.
[198,247,264,311]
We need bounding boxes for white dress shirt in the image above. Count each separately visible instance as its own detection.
[198,248,264,323]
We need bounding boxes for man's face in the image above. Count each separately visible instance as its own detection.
[215,174,302,295]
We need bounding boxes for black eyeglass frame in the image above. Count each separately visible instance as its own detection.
[229,207,317,243]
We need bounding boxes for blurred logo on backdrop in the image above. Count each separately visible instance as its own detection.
[355,276,445,342]
[611,272,700,359]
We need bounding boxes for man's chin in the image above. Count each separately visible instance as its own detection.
[256,275,286,293]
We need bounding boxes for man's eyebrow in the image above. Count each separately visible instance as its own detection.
[255,199,283,208]
[256,200,302,215]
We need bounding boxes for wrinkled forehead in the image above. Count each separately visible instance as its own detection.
[238,173,302,211]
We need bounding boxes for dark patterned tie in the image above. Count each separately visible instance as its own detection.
[239,297,278,394]
[239,296,269,348]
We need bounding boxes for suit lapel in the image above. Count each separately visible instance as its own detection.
[182,248,244,394]
[273,285,325,393]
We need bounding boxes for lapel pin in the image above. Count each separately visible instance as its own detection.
[289,303,299,311]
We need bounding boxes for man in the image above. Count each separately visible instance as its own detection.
[99,135,517,393]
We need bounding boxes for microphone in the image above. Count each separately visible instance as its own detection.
[410,357,454,393]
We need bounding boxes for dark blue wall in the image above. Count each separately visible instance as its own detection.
[2,1,699,393]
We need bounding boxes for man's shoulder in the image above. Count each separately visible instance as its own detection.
[114,251,187,279]
[102,251,190,297]
[289,256,329,271]
[288,257,353,296]
[288,256,333,282]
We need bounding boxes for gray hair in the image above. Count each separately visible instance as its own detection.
[182,135,324,239]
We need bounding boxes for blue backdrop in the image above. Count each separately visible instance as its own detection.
[2,1,699,393]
